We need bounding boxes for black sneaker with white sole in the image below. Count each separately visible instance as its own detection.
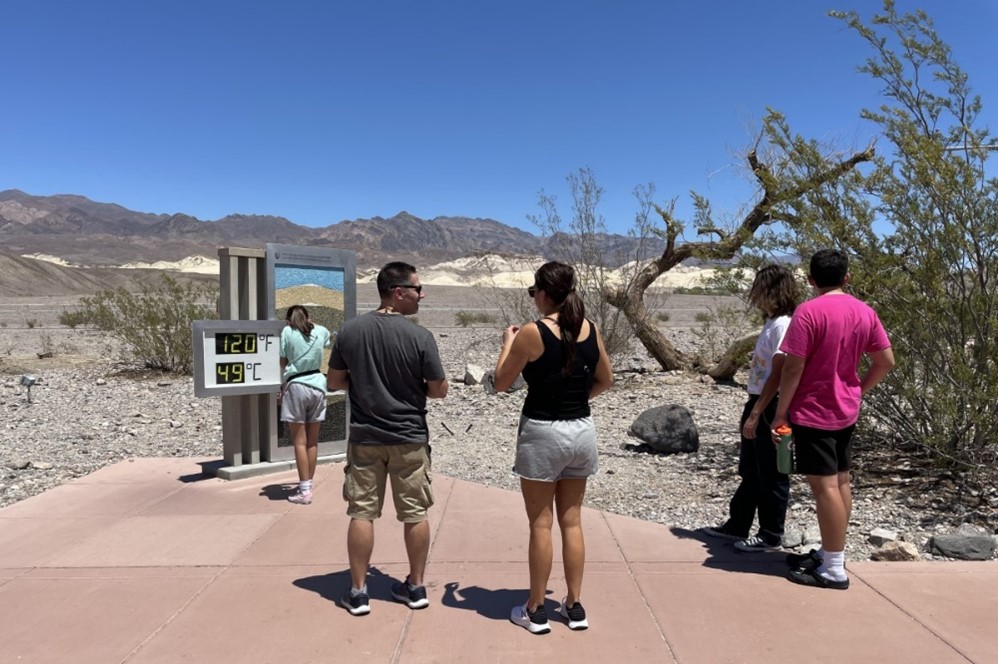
[510,602,550,634]
[391,577,429,609]
[558,599,589,630]
[340,589,371,616]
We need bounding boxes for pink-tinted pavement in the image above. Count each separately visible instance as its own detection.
[0,458,994,664]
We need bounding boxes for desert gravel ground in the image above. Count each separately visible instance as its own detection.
[1,289,995,562]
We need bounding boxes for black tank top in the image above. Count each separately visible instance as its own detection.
[521,319,600,420]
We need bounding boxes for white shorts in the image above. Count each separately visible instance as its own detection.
[280,382,327,424]
[513,416,599,482]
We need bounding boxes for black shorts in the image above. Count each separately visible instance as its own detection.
[790,422,856,476]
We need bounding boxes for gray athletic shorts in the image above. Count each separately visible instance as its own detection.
[280,382,326,424]
[513,415,599,482]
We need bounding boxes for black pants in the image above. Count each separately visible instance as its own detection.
[723,395,790,544]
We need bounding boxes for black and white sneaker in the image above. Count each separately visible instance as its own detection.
[558,598,589,630]
[391,577,429,609]
[339,589,371,616]
[734,536,782,552]
[510,602,550,634]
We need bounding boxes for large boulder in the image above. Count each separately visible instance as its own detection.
[928,524,996,560]
[628,405,699,454]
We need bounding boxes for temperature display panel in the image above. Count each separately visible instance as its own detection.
[193,320,285,397]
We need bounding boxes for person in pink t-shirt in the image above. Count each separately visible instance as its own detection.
[773,249,894,590]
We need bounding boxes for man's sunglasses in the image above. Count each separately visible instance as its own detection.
[394,284,423,294]
[527,286,538,297]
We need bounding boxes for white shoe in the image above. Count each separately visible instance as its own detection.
[510,603,550,634]
[558,598,589,630]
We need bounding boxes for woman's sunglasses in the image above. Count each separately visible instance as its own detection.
[394,284,423,294]
[527,286,537,297]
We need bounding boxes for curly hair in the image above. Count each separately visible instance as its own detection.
[748,264,798,318]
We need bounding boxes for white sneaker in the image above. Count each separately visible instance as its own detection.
[287,490,312,505]
[558,598,589,630]
[510,603,550,634]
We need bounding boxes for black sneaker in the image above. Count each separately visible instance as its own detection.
[510,602,550,634]
[700,524,746,541]
[339,589,371,616]
[391,577,429,609]
[786,549,823,570]
[558,598,589,630]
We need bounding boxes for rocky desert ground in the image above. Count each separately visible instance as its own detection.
[1,279,995,563]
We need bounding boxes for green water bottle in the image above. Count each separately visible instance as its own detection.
[775,425,794,474]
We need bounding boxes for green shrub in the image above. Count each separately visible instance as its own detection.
[454,310,498,327]
[58,309,88,329]
[693,312,712,323]
[72,275,218,373]
[656,312,670,322]
[25,319,38,329]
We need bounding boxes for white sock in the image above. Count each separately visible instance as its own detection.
[350,585,367,596]
[818,550,847,581]
[300,480,313,493]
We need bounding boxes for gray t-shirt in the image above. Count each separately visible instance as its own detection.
[329,312,445,445]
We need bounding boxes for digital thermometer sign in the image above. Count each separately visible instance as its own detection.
[192,320,286,397]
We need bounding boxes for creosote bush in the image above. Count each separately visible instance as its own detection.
[72,275,218,373]
[454,310,497,327]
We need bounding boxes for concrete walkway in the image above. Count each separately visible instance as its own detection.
[0,458,994,663]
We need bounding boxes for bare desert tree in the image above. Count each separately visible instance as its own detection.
[602,115,875,372]
[529,168,663,361]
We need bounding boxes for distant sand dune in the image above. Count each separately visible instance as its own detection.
[23,250,729,291]
[275,284,345,311]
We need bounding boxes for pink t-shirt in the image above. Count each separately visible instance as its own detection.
[779,293,891,429]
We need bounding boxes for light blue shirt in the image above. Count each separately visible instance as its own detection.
[280,324,331,393]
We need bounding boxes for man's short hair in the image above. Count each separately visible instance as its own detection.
[377,261,418,297]
[810,249,849,288]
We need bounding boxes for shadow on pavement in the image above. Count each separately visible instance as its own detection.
[259,483,297,501]
[294,566,398,604]
[670,526,788,578]
[442,581,554,621]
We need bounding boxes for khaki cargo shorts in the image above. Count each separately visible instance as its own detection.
[342,442,433,523]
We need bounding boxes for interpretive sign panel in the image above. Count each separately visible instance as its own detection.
[266,244,356,459]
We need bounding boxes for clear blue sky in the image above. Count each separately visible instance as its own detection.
[2,0,996,235]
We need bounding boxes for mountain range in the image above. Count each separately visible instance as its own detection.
[0,189,670,296]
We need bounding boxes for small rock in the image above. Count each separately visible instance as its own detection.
[32,462,54,470]
[781,530,805,548]
[868,528,898,547]
[95,379,107,386]
[10,459,30,470]
[463,364,487,386]
[871,541,921,562]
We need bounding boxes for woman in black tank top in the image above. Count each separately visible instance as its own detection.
[493,261,614,633]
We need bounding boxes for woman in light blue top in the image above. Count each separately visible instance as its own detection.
[280,305,331,504]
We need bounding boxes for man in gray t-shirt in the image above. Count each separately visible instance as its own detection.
[327,261,448,616]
